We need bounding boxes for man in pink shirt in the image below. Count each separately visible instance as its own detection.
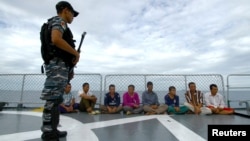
[122,84,143,115]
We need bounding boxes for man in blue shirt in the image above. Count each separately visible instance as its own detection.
[100,84,123,114]
[142,81,168,115]
[165,86,189,114]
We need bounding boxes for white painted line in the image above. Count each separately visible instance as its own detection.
[157,115,206,141]
[0,130,41,141]
[0,111,98,141]
[85,115,205,141]
[85,115,157,129]
[0,111,206,141]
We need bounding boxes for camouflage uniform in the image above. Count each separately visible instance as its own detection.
[40,16,69,139]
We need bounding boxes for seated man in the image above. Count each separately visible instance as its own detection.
[122,84,143,115]
[165,86,189,114]
[142,81,168,115]
[100,84,123,114]
[78,82,100,114]
[204,84,234,115]
[59,83,79,113]
[184,82,212,115]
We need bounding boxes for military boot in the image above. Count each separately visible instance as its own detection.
[41,132,59,141]
[57,130,67,138]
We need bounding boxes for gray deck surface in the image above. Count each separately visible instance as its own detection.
[234,109,250,117]
[0,109,249,141]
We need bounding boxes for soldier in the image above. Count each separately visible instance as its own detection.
[40,1,80,140]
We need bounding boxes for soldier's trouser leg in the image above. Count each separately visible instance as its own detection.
[41,101,59,140]
[41,101,67,140]
[54,106,67,137]
[40,58,69,140]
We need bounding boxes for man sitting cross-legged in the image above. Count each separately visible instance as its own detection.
[78,82,100,115]
[142,81,168,115]
[122,84,143,115]
[204,84,234,115]
[100,84,123,114]
[59,83,79,113]
[164,86,189,114]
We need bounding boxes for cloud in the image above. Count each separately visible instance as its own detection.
[0,0,249,76]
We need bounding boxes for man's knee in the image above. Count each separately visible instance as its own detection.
[161,104,168,111]
[143,105,151,112]
[81,99,92,107]
[123,106,131,111]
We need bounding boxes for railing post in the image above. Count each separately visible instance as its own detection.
[18,74,25,109]
[226,75,230,108]
[184,75,187,91]
[99,74,103,105]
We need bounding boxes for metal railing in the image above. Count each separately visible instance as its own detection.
[0,73,102,107]
[0,73,225,107]
[103,74,225,104]
[226,74,250,111]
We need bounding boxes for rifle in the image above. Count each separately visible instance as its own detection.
[68,31,87,82]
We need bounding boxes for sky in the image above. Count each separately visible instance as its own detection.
[0,0,250,77]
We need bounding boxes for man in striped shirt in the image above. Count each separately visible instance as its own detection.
[184,82,212,115]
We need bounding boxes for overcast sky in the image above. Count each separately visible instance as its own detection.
[0,0,249,76]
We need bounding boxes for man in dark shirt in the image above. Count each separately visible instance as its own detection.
[165,86,188,114]
[100,84,123,114]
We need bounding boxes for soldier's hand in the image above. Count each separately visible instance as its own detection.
[73,52,80,65]
[69,71,74,80]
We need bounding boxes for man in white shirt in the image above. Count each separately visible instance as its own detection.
[204,84,234,115]
[78,82,100,114]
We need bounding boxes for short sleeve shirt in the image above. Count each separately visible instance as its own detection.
[62,92,74,106]
[76,90,93,103]
[50,16,67,34]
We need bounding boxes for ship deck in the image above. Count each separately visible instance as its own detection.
[0,109,249,141]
